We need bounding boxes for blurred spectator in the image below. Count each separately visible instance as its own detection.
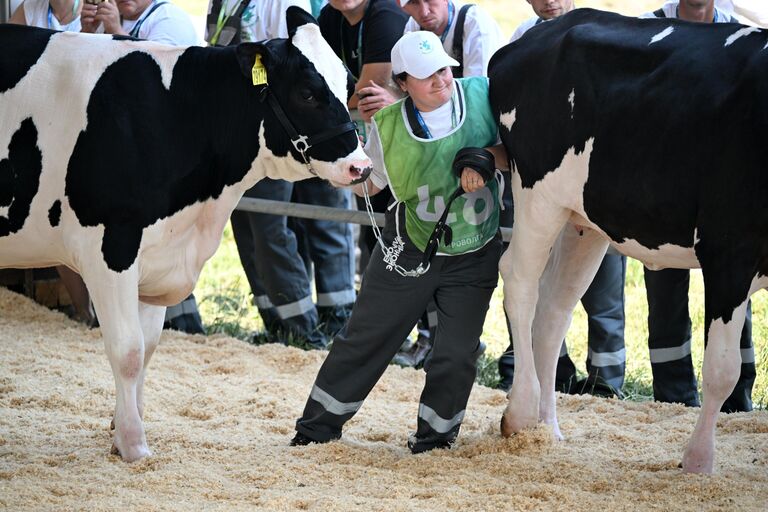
[10,0,82,30]
[81,0,198,44]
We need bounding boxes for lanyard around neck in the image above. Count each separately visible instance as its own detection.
[410,87,459,139]
[339,0,371,81]
[48,0,80,29]
[437,1,454,44]
[129,0,166,38]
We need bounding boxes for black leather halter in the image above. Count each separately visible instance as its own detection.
[260,86,358,175]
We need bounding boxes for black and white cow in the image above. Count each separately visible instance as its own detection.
[0,8,371,462]
[489,9,766,473]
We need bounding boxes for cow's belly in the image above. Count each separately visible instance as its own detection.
[137,238,205,306]
[136,198,233,306]
[569,212,701,270]
[609,239,700,270]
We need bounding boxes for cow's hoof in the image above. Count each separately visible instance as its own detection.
[114,443,151,463]
[681,449,714,474]
[541,418,564,441]
[500,412,537,437]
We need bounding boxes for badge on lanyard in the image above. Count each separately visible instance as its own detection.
[252,54,268,86]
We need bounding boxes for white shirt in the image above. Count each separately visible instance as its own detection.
[123,1,199,45]
[235,0,311,41]
[719,0,767,26]
[23,0,82,31]
[509,17,540,43]
[639,1,735,22]
[403,1,504,78]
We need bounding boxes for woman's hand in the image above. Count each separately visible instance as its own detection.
[460,168,485,193]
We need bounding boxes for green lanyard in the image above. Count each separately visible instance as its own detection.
[338,0,372,81]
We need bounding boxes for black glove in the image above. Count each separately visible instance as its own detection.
[452,147,495,193]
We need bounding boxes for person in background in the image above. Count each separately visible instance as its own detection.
[319,0,407,121]
[10,0,82,30]
[80,0,198,44]
[293,31,506,453]
[721,0,767,26]
[82,0,204,334]
[497,0,628,398]
[355,0,504,133]
[639,0,755,413]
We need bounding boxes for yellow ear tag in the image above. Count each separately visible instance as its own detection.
[252,54,268,86]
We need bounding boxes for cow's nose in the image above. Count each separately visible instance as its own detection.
[348,161,373,185]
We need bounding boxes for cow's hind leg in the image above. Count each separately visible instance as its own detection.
[500,190,570,436]
[681,271,755,473]
[533,226,608,439]
[137,303,165,422]
[85,265,150,462]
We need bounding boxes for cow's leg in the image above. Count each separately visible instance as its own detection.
[136,303,166,421]
[681,287,749,473]
[500,192,570,436]
[85,266,150,462]
[110,302,165,432]
[532,226,608,439]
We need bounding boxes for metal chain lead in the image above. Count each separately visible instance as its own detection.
[362,181,429,278]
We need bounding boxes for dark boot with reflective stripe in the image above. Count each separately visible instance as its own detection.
[164,294,205,334]
[407,428,457,454]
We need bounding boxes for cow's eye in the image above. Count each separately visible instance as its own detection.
[300,88,315,102]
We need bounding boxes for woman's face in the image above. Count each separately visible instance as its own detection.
[399,67,454,112]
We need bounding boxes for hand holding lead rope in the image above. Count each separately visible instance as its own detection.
[452,147,495,193]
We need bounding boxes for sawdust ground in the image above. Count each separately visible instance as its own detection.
[0,287,766,511]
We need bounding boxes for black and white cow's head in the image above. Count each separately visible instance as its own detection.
[234,7,371,187]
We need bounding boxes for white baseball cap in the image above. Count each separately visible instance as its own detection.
[390,31,459,80]
[399,0,410,5]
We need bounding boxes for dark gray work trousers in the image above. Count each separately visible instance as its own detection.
[295,232,502,445]
[644,267,755,412]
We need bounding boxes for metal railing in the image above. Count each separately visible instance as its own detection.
[1,0,10,23]
[235,196,515,243]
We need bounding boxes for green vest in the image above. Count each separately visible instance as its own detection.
[373,77,500,255]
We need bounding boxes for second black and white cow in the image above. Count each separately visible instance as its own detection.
[489,9,766,473]
[0,7,371,461]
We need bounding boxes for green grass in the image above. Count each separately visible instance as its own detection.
[196,225,767,408]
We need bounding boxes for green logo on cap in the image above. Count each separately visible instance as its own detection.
[418,39,433,54]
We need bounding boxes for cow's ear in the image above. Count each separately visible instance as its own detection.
[235,42,274,82]
[286,6,317,38]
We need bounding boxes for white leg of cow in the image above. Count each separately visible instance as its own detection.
[500,189,570,437]
[85,266,150,462]
[682,299,747,473]
[110,303,164,431]
[136,303,166,422]
[533,226,608,439]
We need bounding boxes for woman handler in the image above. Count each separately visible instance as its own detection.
[293,31,508,453]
